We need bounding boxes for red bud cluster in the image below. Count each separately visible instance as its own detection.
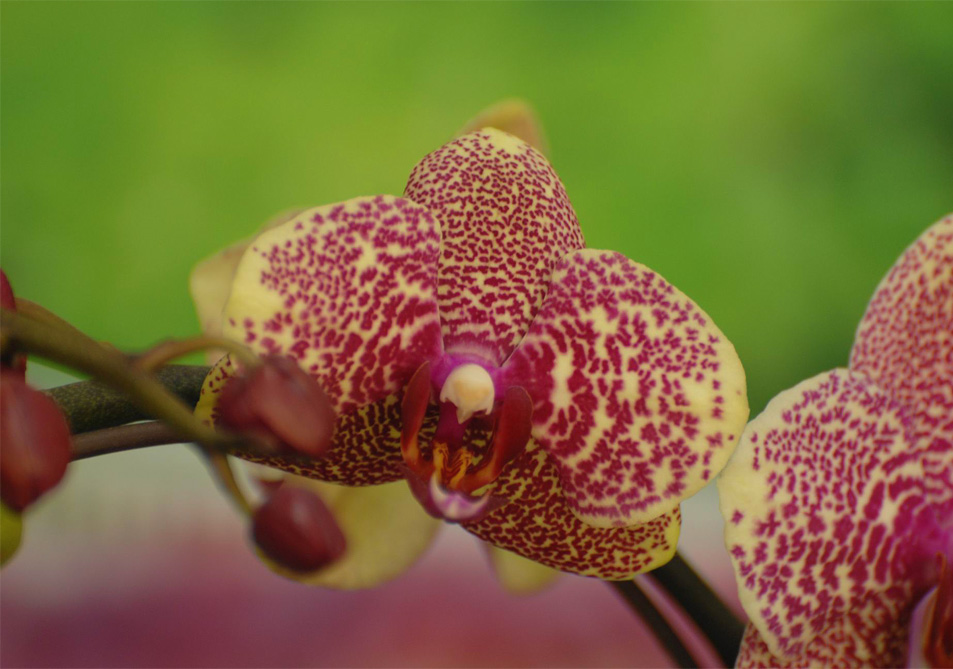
[0,270,72,512]
[218,355,335,458]
[252,484,346,573]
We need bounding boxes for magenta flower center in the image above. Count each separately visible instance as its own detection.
[400,358,533,505]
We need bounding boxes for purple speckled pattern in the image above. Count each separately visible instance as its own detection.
[502,250,748,528]
[198,129,748,579]
[463,441,681,579]
[851,214,953,520]
[199,357,430,485]
[719,370,932,666]
[720,214,953,667]
[851,215,953,442]
[404,128,585,365]
[224,195,444,416]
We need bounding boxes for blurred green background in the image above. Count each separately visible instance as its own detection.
[2,2,951,416]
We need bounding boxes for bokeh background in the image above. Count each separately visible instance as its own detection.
[2,2,952,667]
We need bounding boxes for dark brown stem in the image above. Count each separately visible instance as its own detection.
[48,365,209,434]
[72,421,186,459]
[611,579,696,668]
[647,553,745,667]
[1,309,243,455]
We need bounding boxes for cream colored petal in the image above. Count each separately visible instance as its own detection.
[189,209,303,363]
[484,544,561,595]
[458,99,549,156]
[260,478,441,590]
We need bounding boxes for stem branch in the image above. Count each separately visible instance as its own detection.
[72,421,186,459]
[611,579,696,668]
[48,365,209,434]
[647,553,745,667]
[2,309,232,451]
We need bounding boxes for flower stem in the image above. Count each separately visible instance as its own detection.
[610,579,696,668]
[2,309,232,452]
[71,421,186,459]
[647,553,744,667]
[132,336,258,372]
[48,365,209,433]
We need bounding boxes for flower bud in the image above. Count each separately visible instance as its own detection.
[1,269,26,376]
[1,369,72,511]
[218,355,335,458]
[1,502,23,566]
[0,270,15,311]
[252,485,346,573]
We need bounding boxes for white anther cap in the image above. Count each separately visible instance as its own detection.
[439,363,495,424]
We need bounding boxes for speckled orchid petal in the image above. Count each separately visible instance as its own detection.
[458,99,549,155]
[502,249,748,528]
[258,478,441,590]
[907,586,935,669]
[462,441,681,580]
[851,214,953,444]
[197,355,435,486]
[190,209,304,364]
[484,544,561,595]
[718,369,937,665]
[404,128,585,365]
[850,214,953,524]
[223,195,444,416]
[734,616,911,669]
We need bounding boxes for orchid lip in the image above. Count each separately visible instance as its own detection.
[399,358,533,514]
[398,464,508,524]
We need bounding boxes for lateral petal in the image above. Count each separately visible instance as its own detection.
[197,355,437,485]
[223,195,444,416]
[404,129,585,365]
[462,441,681,580]
[735,612,910,669]
[718,369,934,663]
[503,249,748,527]
[851,213,953,443]
[190,209,304,363]
[484,544,561,595]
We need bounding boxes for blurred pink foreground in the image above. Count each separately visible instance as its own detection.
[1,424,740,668]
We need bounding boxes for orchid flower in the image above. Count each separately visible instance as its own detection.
[718,214,953,667]
[192,119,748,587]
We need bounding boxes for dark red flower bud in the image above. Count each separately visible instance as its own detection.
[1,369,72,511]
[217,355,335,458]
[251,484,346,573]
[0,270,15,311]
[1,270,26,377]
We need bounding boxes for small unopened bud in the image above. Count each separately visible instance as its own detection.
[218,355,335,458]
[1,369,72,511]
[0,270,15,311]
[1,503,23,566]
[1,269,26,376]
[252,485,346,573]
